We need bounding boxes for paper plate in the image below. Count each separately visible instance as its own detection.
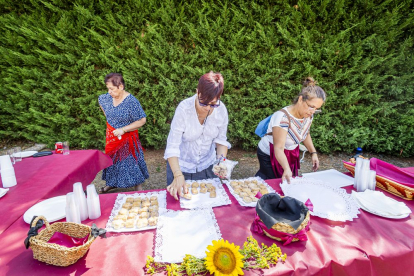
[23,195,66,224]
[19,151,38,158]
[356,199,410,219]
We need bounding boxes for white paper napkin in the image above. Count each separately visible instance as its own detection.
[0,188,9,198]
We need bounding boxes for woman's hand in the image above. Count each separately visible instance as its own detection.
[167,175,187,200]
[282,168,293,184]
[112,128,125,137]
[312,153,319,172]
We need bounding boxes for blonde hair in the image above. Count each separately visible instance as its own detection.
[293,77,326,104]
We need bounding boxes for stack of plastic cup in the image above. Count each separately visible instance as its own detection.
[65,192,81,223]
[73,182,89,221]
[0,155,17,188]
[86,184,101,219]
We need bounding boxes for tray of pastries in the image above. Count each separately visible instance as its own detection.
[223,177,277,207]
[179,178,231,209]
[105,191,167,232]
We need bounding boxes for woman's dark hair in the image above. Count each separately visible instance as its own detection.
[293,77,326,104]
[197,71,224,103]
[105,73,125,88]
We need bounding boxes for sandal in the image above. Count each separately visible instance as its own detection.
[99,186,116,194]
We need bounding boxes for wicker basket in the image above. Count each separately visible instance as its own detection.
[28,216,96,266]
[261,211,311,242]
[343,162,414,201]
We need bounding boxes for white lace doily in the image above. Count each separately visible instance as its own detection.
[223,176,278,207]
[281,178,360,222]
[105,190,167,232]
[180,178,231,209]
[154,208,222,263]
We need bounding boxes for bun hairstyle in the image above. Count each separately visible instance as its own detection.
[197,71,224,103]
[105,73,125,89]
[293,77,326,104]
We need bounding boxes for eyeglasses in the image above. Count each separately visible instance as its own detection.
[198,97,221,108]
[305,101,322,113]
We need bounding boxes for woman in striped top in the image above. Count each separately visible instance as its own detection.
[256,77,326,183]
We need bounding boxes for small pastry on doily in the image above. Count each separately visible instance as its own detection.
[127,213,137,220]
[126,197,134,203]
[191,182,199,188]
[122,203,132,209]
[150,210,159,217]
[259,184,267,189]
[200,183,206,188]
[191,188,198,195]
[260,188,269,195]
[118,208,129,215]
[150,201,159,207]
[182,193,192,200]
[142,201,151,208]
[239,192,248,198]
[140,211,149,218]
[114,214,127,221]
[252,197,259,202]
[200,187,207,193]
[150,196,158,202]
[129,207,139,214]
[209,191,217,198]
[136,218,148,228]
[251,179,258,184]
[251,188,259,195]
[242,187,250,193]
[134,197,142,203]
[148,217,158,226]
[125,219,135,228]
[207,186,216,192]
[149,205,159,212]
[138,206,149,213]
[233,188,242,195]
[132,201,141,207]
[243,196,253,203]
[141,197,149,203]
[112,220,125,229]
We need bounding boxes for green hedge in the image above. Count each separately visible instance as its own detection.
[1,0,413,156]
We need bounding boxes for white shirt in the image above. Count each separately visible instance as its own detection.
[164,94,231,173]
[258,107,313,155]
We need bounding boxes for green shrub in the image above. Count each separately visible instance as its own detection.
[1,0,413,156]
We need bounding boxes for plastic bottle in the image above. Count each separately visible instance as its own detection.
[353,147,363,159]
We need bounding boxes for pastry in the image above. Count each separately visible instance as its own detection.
[242,187,250,193]
[150,200,159,206]
[130,207,139,214]
[207,186,216,192]
[125,219,135,228]
[140,211,149,218]
[239,192,248,197]
[134,197,142,203]
[112,220,125,229]
[260,189,269,195]
[243,196,253,203]
[148,217,158,226]
[126,197,134,203]
[138,207,149,213]
[132,201,141,207]
[191,182,199,188]
[150,210,159,217]
[252,179,258,184]
[122,203,132,209]
[118,208,129,215]
[150,196,158,202]
[127,213,137,220]
[252,197,259,202]
[209,192,217,198]
[114,214,127,221]
[233,189,242,195]
[142,201,151,208]
[182,193,192,200]
[200,183,206,188]
[200,187,207,193]
[149,205,159,212]
[136,218,148,228]
[191,188,198,195]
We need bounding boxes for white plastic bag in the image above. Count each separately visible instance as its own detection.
[212,157,238,179]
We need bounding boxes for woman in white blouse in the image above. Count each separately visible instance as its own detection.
[164,72,231,199]
[256,77,326,183]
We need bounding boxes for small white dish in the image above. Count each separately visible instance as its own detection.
[23,196,66,224]
[19,151,38,158]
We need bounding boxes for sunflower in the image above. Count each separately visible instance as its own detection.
[205,239,244,276]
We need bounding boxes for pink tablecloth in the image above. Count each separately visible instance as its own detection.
[0,150,112,235]
[1,180,414,276]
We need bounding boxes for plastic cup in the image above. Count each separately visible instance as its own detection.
[63,141,70,155]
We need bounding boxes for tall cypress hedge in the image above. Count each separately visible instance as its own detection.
[1,0,413,156]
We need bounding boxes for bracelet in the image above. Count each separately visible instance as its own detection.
[174,174,184,178]
[122,127,127,133]
[310,152,317,155]
[173,169,181,177]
